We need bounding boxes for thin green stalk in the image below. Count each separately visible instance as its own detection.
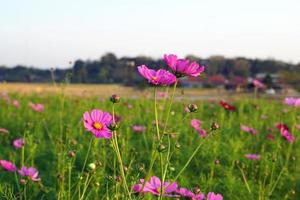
[80,138,93,175]
[14,172,21,199]
[73,138,93,199]
[237,164,252,194]
[79,173,94,200]
[68,160,72,200]
[160,135,172,200]
[154,87,161,140]
[268,167,285,196]
[112,104,132,200]
[162,135,171,183]
[173,140,204,182]
[139,150,158,193]
[23,184,27,200]
[162,81,178,136]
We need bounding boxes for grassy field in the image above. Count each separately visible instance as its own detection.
[0,83,299,199]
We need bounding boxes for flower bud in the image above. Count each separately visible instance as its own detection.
[68,150,76,158]
[115,176,121,182]
[138,164,145,172]
[193,187,201,194]
[110,94,120,104]
[157,144,166,153]
[214,160,220,165]
[211,122,220,131]
[96,161,103,168]
[88,163,96,171]
[175,142,181,149]
[20,178,27,185]
[123,166,128,173]
[108,123,119,131]
[106,175,114,181]
[71,139,78,146]
[169,166,175,172]
[187,104,198,113]
[291,190,296,195]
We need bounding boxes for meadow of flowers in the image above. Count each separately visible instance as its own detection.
[0,54,299,200]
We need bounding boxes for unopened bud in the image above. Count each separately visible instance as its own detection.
[187,104,198,113]
[169,166,175,172]
[138,164,145,172]
[214,160,220,165]
[110,94,120,103]
[157,144,166,153]
[68,150,76,158]
[88,163,96,171]
[115,176,121,182]
[108,123,119,131]
[211,122,220,131]
[175,142,181,149]
[193,187,201,194]
[20,179,27,185]
[123,166,128,173]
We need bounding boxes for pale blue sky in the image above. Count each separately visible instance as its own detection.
[1,0,300,68]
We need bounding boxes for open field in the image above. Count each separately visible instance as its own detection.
[0,83,299,200]
[0,83,298,100]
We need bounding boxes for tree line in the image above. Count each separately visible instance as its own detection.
[0,53,299,88]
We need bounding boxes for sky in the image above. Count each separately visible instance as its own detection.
[1,0,300,68]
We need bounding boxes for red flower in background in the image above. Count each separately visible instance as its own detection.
[220,100,236,111]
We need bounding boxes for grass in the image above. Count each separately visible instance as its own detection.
[0,84,299,199]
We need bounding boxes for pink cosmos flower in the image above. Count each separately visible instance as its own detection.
[191,119,207,137]
[13,138,25,149]
[157,91,168,98]
[132,125,146,133]
[191,119,202,129]
[207,192,223,200]
[13,100,20,108]
[177,188,205,200]
[28,102,44,112]
[253,79,266,89]
[132,176,178,197]
[275,123,295,143]
[275,123,289,131]
[245,154,261,160]
[138,65,177,86]
[284,97,300,107]
[83,109,113,139]
[0,160,17,172]
[164,54,205,77]
[18,166,41,181]
[280,129,295,143]
[240,124,258,135]
[0,127,9,135]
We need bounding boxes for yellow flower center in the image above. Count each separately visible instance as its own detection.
[152,76,158,81]
[93,122,103,130]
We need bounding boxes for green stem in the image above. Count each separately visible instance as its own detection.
[80,138,93,175]
[154,87,160,140]
[237,164,252,194]
[79,173,94,200]
[24,184,27,200]
[268,167,285,196]
[68,161,72,200]
[112,104,132,200]
[14,172,21,199]
[162,81,178,136]
[173,140,204,182]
